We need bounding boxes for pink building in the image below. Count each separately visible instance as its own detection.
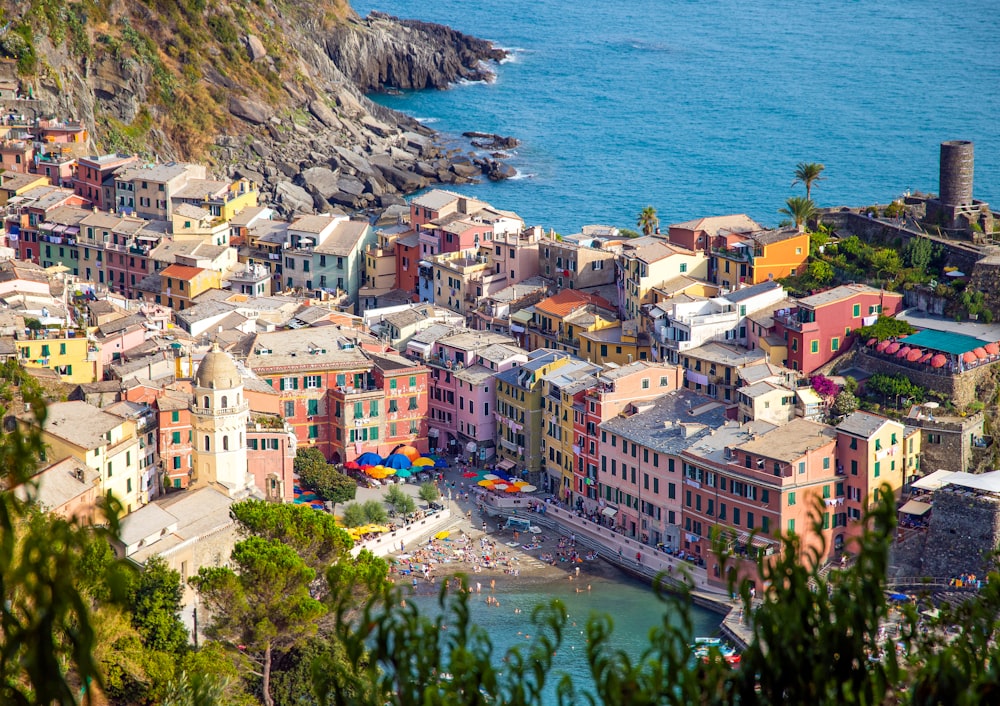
[247,423,296,503]
[94,314,148,366]
[454,342,528,462]
[485,225,541,285]
[575,362,684,512]
[73,154,138,211]
[422,330,519,455]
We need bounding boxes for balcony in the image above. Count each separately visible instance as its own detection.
[713,246,753,262]
[774,311,817,332]
[190,400,250,415]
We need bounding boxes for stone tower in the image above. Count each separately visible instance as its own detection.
[191,343,253,496]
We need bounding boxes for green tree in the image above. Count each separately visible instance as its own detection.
[808,260,834,285]
[418,482,440,503]
[792,161,825,200]
[384,484,407,509]
[230,499,352,573]
[394,495,416,516]
[870,248,902,283]
[191,537,326,706]
[779,196,817,232]
[130,555,189,654]
[340,503,366,527]
[362,499,388,524]
[637,206,659,236]
[295,448,356,511]
[856,316,916,341]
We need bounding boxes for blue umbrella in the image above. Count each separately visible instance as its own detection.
[888,593,909,602]
[434,457,449,468]
[384,453,412,469]
[357,452,383,466]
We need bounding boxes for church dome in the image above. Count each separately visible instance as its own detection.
[194,343,242,390]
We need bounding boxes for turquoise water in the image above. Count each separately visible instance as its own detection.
[354,0,1000,233]
[409,571,721,701]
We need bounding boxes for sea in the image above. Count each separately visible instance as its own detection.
[353,0,1000,235]
[408,570,722,701]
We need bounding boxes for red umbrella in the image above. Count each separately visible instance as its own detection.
[930,354,947,368]
[919,352,933,363]
[963,351,977,364]
[896,346,910,358]
[866,338,877,347]
[876,340,890,353]
[886,342,900,354]
[462,471,478,478]
[974,347,988,359]
[344,460,360,470]
[986,342,1000,356]
[907,348,923,362]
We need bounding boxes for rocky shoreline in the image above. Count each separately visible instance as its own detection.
[218,12,522,218]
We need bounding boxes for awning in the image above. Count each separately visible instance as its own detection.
[911,470,955,491]
[899,499,932,516]
[601,506,618,518]
[510,309,533,324]
[496,459,516,471]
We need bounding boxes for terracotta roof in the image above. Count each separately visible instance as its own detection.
[534,289,613,317]
[161,263,206,280]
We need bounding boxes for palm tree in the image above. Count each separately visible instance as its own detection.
[792,162,825,200]
[780,196,817,232]
[637,206,659,236]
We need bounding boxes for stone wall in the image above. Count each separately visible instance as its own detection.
[854,349,991,408]
[906,412,985,473]
[922,490,1000,577]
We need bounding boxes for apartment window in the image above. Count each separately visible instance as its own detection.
[788,519,795,533]
[853,303,861,317]
[389,399,398,413]
[204,436,210,452]
[788,491,796,506]
[370,400,379,416]
[354,402,363,419]
[173,456,182,469]
[798,461,805,474]
[171,410,179,423]
[284,401,295,418]
[305,375,322,389]
[172,431,181,444]
[307,399,319,416]
[733,508,740,525]
[679,263,687,273]
[831,337,840,351]
[410,376,417,387]
[874,461,881,478]
[810,340,819,354]
[850,437,857,450]
[823,457,831,470]
[641,378,649,389]
[309,425,318,439]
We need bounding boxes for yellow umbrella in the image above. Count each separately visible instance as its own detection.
[435,530,451,540]
[514,480,529,487]
[383,467,397,476]
[413,457,435,467]
[478,479,495,487]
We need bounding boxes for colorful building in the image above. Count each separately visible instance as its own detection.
[711,227,810,289]
[15,328,101,383]
[619,239,708,320]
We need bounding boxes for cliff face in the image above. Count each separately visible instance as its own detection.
[0,0,509,216]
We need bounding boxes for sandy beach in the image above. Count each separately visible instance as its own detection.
[384,466,621,596]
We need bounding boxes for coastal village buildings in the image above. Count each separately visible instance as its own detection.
[709,227,811,290]
[620,238,708,320]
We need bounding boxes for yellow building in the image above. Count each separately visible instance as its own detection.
[620,239,708,320]
[527,289,618,356]
[494,349,575,483]
[157,263,222,311]
[170,204,230,246]
[15,329,101,383]
[540,359,602,500]
[0,172,50,206]
[713,228,810,289]
[579,319,652,366]
[27,400,145,514]
[429,248,506,316]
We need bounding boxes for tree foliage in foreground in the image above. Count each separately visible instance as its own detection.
[294,447,356,507]
[313,488,1000,706]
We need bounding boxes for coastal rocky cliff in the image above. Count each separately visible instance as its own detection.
[0,0,513,217]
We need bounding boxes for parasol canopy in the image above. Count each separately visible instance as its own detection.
[483,474,500,481]
[357,452,383,466]
[493,482,510,490]
[519,485,538,493]
[919,352,933,363]
[866,338,877,347]
[434,457,450,468]
[930,354,947,368]
[462,471,478,478]
[384,453,413,469]
[395,445,421,461]
[504,484,520,493]
[412,457,435,467]
[478,479,494,487]
[885,342,900,354]
[344,460,360,470]
[876,340,890,352]
[963,351,978,364]
[896,346,910,358]
[435,531,451,540]
[986,342,1000,356]
[974,347,988,359]
[906,348,923,362]
[394,468,413,478]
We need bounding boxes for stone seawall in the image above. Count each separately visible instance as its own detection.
[854,349,990,407]
[922,490,1000,577]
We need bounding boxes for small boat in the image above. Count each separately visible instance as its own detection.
[691,638,741,665]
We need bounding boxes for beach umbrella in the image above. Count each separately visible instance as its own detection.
[519,485,538,493]
[866,338,877,347]
[930,354,947,368]
[395,445,421,461]
[357,452,383,466]
[514,480,529,487]
[493,482,510,490]
[462,471,478,478]
[413,457,435,467]
[963,351,978,364]
[895,346,910,358]
[344,460,360,470]
[876,340,890,353]
[478,479,494,487]
[384,453,412,469]
[986,342,1000,356]
[906,348,923,362]
[483,474,500,481]
[919,352,933,363]
[434,457,449,468]
[435,530,451,540]
[974,347,988,359]
[504,485,520,493]
[395,468,413,478]
[383,467,397,476]
[885,342,900,354]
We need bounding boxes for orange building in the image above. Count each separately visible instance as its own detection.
[712,228,810,289]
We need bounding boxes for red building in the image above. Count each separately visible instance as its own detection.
[154,391,195,490]
[394,232,421,298]
[771,284,903,374]
[73,154,138,212]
